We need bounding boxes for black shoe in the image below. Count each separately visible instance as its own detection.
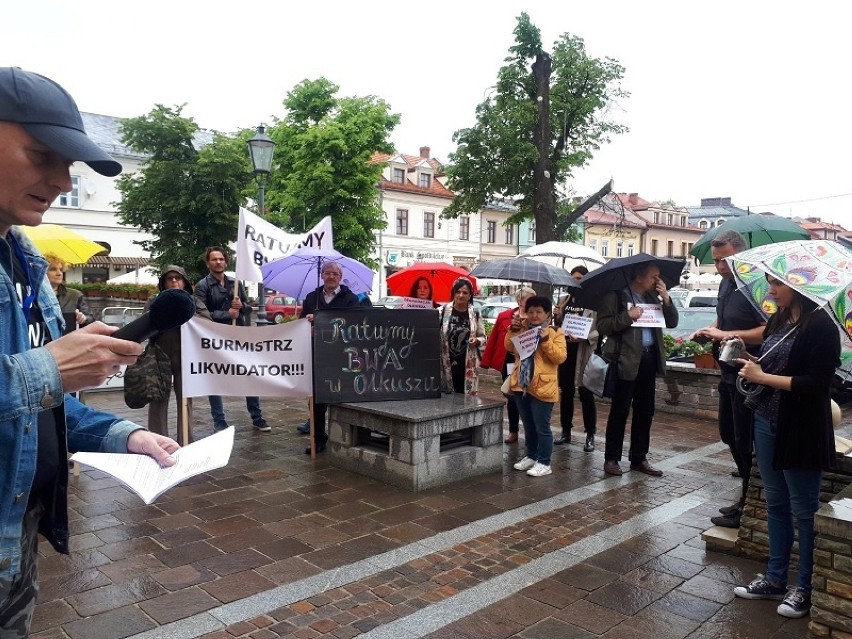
[553,433,569,445]
[213,422,229,432]
[253,419,271,433]
[711,512,741,528]
[719,503,741,516]
[305,444,326,454]
[583,434,595,452]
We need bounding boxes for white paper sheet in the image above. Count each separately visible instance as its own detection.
[71,427,235,504]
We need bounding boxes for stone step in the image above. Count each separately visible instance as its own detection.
[701,525,739,550]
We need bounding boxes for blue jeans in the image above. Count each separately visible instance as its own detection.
[208,395,263,428]
[753,413,822,590]
[515,393,555,465]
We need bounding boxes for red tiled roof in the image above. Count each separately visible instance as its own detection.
[372,150,454,198]
[616,193,655,210]
[582,208,646,229]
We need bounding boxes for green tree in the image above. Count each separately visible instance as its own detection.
[264,78,400,266]
[445,13,628,244]
[115,104,251,281]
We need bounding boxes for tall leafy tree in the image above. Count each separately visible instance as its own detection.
[445,13,628,244]
[264,78,400,266]
[115,105,251,281]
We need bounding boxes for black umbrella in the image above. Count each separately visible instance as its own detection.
[470,257,580,288]
[577,253,685,311]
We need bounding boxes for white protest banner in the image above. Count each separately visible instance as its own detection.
[399,296,434,309]
[629,303,666,328]
[511,326,541,360]
[235,207,333,282]
[561,314,593,339]
[181,317,313,398]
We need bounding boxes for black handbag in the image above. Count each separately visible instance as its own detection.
[123,342,172,409]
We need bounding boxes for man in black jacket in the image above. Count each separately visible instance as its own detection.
[195,246,270,433]
[297,261,360,453]
[693,230,765,528]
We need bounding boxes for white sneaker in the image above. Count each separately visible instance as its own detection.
[526,463,552,477]
[513,456,536,471]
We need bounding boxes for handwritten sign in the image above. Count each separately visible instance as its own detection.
[511,326,541,360]
[561,314,593,339]
[399,296,434,309]
[629,303,665,328]
[313,308,442,403]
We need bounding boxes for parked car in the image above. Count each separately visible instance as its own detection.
[265,294,302,323]
[662,307,717,342]
[483,295,516,304]
[479,302,516,321]
[670,288,719,308]
[376,296,406,309]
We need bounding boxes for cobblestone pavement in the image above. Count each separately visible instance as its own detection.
[29,377,831,639]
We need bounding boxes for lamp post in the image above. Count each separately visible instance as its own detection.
[247,124,276,325]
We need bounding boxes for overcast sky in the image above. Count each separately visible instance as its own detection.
[5,1,852,226]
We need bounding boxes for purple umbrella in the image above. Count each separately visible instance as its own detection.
[261,247,374,300]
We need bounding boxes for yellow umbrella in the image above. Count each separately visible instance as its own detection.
[20,224,107,264]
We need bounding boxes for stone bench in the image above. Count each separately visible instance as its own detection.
[327,394,504,491]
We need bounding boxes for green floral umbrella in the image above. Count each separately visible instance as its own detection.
[727,239,852,371]
[689,214,810,265]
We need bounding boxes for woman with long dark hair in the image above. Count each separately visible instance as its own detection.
[733,275,840,618]
[439,277,486,394]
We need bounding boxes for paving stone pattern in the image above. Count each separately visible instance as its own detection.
[28,377,831,639]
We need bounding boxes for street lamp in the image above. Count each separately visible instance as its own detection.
[247,124,275,325]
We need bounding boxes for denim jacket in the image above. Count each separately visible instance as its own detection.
[0,228,141,579]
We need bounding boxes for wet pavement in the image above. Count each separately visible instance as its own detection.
[29,376,827,639]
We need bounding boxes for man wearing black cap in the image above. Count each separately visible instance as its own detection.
[0,67,180,636]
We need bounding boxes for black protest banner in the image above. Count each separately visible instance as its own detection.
[312,308,441,403]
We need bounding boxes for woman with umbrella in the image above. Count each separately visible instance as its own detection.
[408,277,437,307]
[44,253,93,333]
[733,274,840,619]
[480,286,536,443]
[594,259,679,477]
[439,277,486,394]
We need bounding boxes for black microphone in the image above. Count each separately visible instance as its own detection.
[112,289,196,342]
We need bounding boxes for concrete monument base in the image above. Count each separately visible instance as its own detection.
[327,394,504,491]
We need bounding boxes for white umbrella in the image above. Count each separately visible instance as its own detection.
[521,241,605,270]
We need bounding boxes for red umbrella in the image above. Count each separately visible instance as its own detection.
[386,262,477,303]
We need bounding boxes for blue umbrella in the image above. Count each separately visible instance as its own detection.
[261,247,374,300]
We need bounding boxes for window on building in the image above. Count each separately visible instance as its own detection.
[699,220,708,230]
[58,175,81,208]
[486,220,496,243]
[529,224,536,242]
[627,242,635,256]
[653,211,660,224]
[616,240,624,257]
[651,239,659,255]
[667,240,674,257]
[600,239,609,257]
[459,216,469,240]
[681,242,687,257]
[681,215,687,226]
[688,242,694,256]
[505,224,514,245]
[423,211,435,238]
[717,218,726,226]
[589,238,597,252]
[392,167,405,184]
[396,209,408,235]
[418,172,432,189]
[667,213,673,226]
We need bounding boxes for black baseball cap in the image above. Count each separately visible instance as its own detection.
[0,67,122,177]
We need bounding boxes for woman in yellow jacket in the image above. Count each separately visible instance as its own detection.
[505,296,568,477]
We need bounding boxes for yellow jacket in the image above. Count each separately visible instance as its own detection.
[504,324,567,402]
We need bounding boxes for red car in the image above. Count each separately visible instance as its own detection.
[265,294,302,323]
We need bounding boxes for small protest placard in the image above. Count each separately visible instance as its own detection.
[629,303,665,328]
[511,326,541,360]
[561,314,593,339]
[399,296,434,309]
